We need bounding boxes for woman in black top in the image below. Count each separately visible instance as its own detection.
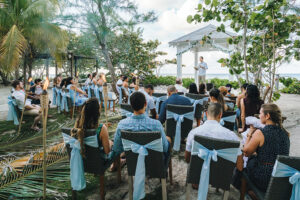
[243,103,290,191]
[188,83,198,94]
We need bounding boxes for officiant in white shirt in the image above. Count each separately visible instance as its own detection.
[194,56,208,85]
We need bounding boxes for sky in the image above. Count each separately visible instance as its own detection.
[134,0,300,75]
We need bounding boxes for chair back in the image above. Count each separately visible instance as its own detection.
[120,103,133,119]
[185,93,208,119]
[120,130,166,178]
[177,92,184,95]
[61,127,106,175]
[187,135,240,190]
[222,111,236,131]
[153,93,167,114]
[265,155,300,200]
[228,96,237,102]
[166,104,194,144]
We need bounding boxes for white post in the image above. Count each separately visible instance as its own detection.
[194,50,198,85]
[177,47,182,79]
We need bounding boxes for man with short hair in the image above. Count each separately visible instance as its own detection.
[116,75,124,87]
[194,56,208,85]
[84,74,92,86]
[158,85,192,124]
[12,80,42,131]
[140,84,157,119]
[184,103,240,163]
[175,78,187,93]
[111,91,171,157]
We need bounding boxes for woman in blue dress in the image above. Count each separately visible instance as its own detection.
[65,77,88,106]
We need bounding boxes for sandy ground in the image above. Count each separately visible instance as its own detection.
[0,86,299,199]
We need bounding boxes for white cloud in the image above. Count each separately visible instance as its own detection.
[135,0,182,12]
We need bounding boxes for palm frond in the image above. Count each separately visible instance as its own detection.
[0,25,27,73]
[21,0,57,20]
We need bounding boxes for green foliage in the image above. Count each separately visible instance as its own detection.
[280,78,300,94]
[143,76,176,87]
[272,91,281,102]
[182,78,195,89]
[209,78,243,90]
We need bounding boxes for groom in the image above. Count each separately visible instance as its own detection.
[194,56,208,85]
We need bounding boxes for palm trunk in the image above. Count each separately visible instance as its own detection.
[23,57,27,86]
[15,66,20,80]
[269,10,276,103]
[243,0,249,83]
[28,58,33,78]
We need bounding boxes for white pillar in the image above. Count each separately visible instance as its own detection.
[194,51,198,85]
[176,48,182,79]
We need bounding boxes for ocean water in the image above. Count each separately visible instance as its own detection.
[160,73,300,80]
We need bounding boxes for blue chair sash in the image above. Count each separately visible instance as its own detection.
[52,87,57,106]
[220,115,236,126]
[87,85,92,98]
[121,109,134,118]
[191,141,239,200]
[272,160,300,200]
[153,96,167,113]
[94,85,100,101]
[117,86,123,104]
[166,110,194,151]
[60,92,69,112]
[122,138,163,200]
[188,98,205,114]
[62,133,99,191]
[7,96,19,125]
[226,102,235,110]
[56,88,61,107]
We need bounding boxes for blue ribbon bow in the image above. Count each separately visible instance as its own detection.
[52,87,57,106]
[272,160,300,200]
[121,109,134,118]
[7,96,19,125]
[220,115,236,126]
[122,138,163,200]
[62,133,99,191]
[166,111,194,151]
[153,96,167,113]
[117,86,123,104]
[225,102,235,110]
[191,141,239,200]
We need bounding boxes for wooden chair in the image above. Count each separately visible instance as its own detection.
[120,103,133,119]
[185,93,209,126]
[222,111,237,131]
[241,155,300,200]
[120,130,169,200]
[186,135,240,200]
[62,127,121,200]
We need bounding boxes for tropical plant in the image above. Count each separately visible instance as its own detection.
[0,0,68,84]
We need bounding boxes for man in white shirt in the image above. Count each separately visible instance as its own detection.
[140,84,157,119]
[174,78,187,93]
[12,80,42,131]
[185,102,240,162]
[116,75,123,87]
[84,74,92,86]
[194,56,208,85]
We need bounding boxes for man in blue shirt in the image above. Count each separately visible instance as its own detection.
[159,85,192,124]
[111,91,171,159]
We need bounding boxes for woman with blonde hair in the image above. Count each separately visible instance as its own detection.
[242,103,290,192]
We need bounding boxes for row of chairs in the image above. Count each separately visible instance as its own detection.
[62,127,298,200]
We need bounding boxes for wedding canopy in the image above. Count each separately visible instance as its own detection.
[169,24,237,81]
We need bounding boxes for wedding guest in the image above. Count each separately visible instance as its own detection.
[85,74,92,86]
[225,83,235,97]
[198,83,207,95]
[175,78,187,93]
[188,83,198,94]
[209,88,228,112]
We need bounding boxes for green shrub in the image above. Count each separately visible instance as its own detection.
[209,78,242,89]
[143,75,176,86]
[279,77,295,87]
[182,78,195,88]
[281,79,300,94]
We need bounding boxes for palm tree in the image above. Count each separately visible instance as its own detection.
[0,0,68,83]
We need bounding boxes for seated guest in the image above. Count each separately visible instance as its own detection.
[34,79,43,95]
[188,83,198,94]
[116,75,123,87]
[159,85,192,124]
[91,72,97,85]
[242,103,290,192]
[60,78,67,88]
[85,74,92,86]
[140,84,157,119]
[122,76,129,96]
[66,77,88,106]
[236,83,248,109]
[225,83,234,97]
[209,88,228,112]
[12,80,42,131]
[97,73,105,86]
[185,103,240,163]
[175,78,187,93]
[219,86,228,97]
[239,84,263,132]
[206,83,214,91]
[110,92,171,160]
[71,97,111,155]
[198,83,206,95]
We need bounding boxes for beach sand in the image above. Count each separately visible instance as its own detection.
[0,87,299,199]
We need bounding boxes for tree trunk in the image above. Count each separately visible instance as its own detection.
[269,10,276,103]
[23,57,27,87]
[15,66,20,80]
[28,58,33,78]
[243,0,249,83]
[46,59,49,78]
[101,44,117,93]
[0,70,10,85]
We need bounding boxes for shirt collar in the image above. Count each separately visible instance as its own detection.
[204,120,220,125]
[132,113,147,119]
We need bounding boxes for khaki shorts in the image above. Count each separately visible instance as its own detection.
[24,108,40,116]
[198,75,206,85]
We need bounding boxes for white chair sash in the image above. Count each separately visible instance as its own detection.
[122,138,163,200]
[62,133,99,191]
[166,110,194,151]
[272,160,300,200]
[191,141,239,200]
